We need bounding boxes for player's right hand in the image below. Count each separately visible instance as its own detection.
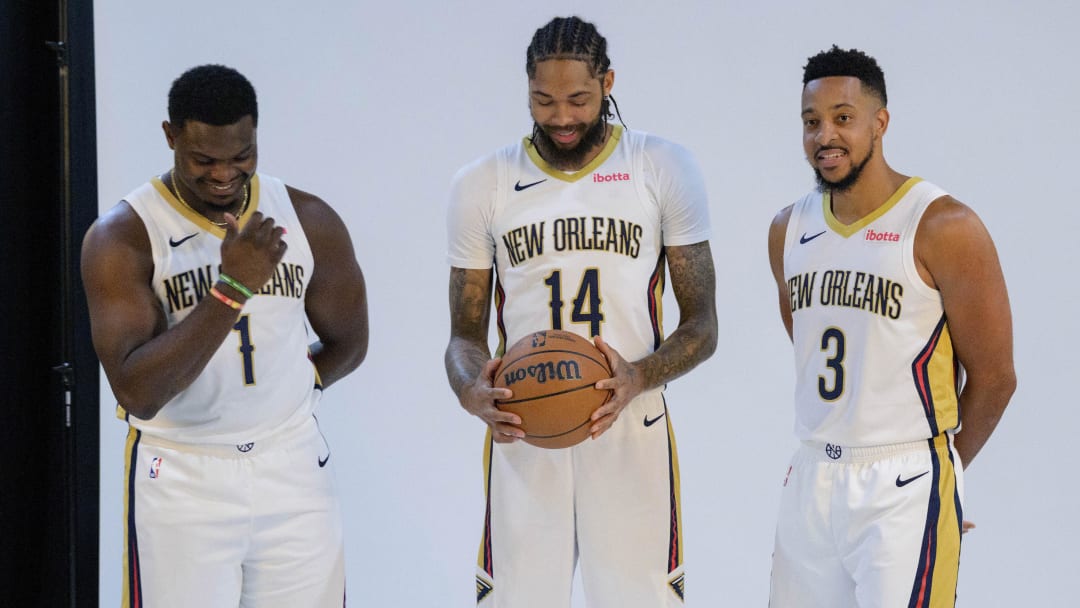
[460,358,524,443]
[220,211,288,294]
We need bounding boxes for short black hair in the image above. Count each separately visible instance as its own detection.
[803,45,887,106]
[167,64,258,128]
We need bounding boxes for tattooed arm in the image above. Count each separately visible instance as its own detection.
[444,266,523,442]
[590,240,718,437]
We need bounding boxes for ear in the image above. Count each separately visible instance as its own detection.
[602,70,614,97]
[162,121,177,150]
[875,106,890,138]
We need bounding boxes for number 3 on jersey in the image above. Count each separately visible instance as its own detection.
[818,327,845,401]
[544,268,604,336]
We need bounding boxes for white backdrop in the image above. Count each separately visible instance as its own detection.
[93,1,1078,605]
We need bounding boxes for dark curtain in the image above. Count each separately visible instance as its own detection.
[0,0,100,605]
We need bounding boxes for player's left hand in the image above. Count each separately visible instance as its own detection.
[589,335,646,440]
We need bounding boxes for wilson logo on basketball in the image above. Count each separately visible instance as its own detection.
[865,229,900,242]
[502,360,582,386]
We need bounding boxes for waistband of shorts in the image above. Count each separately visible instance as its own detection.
[134,414,318,457]
[798,433,951,463]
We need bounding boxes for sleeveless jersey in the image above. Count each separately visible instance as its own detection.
[782,178,960,446]
[123,174,318,444]
[447,126,711,359]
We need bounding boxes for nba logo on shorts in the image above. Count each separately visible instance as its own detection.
[149,457,163,479]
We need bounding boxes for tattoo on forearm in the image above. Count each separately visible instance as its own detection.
[446,268,495,395]
[641,243,717,388]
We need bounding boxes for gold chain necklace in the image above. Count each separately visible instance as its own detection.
[169,168,249,227]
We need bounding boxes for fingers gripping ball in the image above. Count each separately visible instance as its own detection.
[494,330,612,449]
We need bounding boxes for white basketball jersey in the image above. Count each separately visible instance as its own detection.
[122,174,318,444]
[447,126,711,359]
[783,178,960,446]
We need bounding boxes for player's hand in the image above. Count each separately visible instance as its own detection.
[459,358,524,443]
[589,336,645,440]
[220,211,288,294]
[962,520,975,535]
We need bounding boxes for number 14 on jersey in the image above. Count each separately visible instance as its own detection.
[545,268,604,337]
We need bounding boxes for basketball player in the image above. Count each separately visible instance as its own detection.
[444,16,717,608]
[81,65,368,607]
[766,46,1016,607]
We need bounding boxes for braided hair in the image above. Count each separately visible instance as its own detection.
[803,45,887,106]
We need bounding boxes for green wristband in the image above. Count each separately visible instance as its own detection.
[218,272,255,299]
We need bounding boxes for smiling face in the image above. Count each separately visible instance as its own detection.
[801,76,888,192]
[528,59,614,170]
[164,114,257,213]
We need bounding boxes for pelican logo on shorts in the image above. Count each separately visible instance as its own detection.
[149,457,163,479]
[237,442,255,453]
[825,443,842,459]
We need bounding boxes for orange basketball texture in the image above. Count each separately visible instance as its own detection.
[494,330,612,449]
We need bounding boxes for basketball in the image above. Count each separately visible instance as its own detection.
[494,329,612,449]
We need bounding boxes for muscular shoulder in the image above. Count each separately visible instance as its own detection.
[82,200,153,285]
[768,204,794,269]
[286,185,349,242]
[918,195,984,236]
[915,195,997,287]
[84,201,150,259]
[770,204,795,236]
[916,195,995,258]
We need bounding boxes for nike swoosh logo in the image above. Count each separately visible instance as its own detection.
[799,230,827,244]
[318,453,330,468]
[643,412,666,427]
[169,233,199,247]
[895,471,929,487]
[514,178,547,192]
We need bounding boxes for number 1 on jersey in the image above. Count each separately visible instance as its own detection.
[544,268,604,337]
[233,315,256,385]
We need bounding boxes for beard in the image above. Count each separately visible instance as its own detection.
[814,140,874,193]
[531,112,608,170]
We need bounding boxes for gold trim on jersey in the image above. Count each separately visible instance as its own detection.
[925,324,959,431]
[523,125,624,182]
[913,318,961,436]
[477,429,495,576]
[649,253,666,351]
[150,175,261,237]
[909,433,962,607]
[666,408,684,572]
[823,177,922,238]
[122,427,140,608]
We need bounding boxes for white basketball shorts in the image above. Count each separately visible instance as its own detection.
[120,414,344,608]
[476,389,685,608]
[770,433,964,608]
